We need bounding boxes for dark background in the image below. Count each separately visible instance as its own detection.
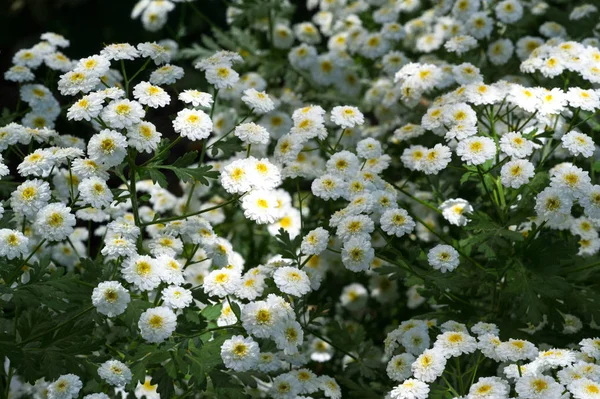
[0,0,230,110]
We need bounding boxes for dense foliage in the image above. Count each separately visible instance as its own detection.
[1,0,600,398]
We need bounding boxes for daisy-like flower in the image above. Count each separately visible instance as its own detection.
[5,65,35,82]
[241,88,275,114]
[0,229,29,260]
[273,319,304,355]
[387,353,416,382]
[203,268,242,297]
[132,81,170,108]
[380,208,415,238]
[74,55,110,78]
[535,187,573,225]
[87,129,128,167]
[57,70,100,96]
[138,306,177,343]
[161,285,193,309]
[270,373,302,399]
[273,267,311,297]
[221,335,260,371]
[98,359,132,387]
[515,374,562,399]
[127,121,162,153]
[234,122,270,145]
[390,378,429,399]
[48,374,82,399]
[499,132,534,159]
[501,159,535,188]
[11,179,51,217]
[300,227,329,256]
[497,338,538,361]
[100,43,140,61]
[66,93,104,121]
[79,177,113,208]
[178,90,213,108]
[92,281,131,317]
[412,349,447,383]
[457,136,496,165]
[205,65,240,89]
[341,235,374,272]
[428,244,460,273]
[150,64,184,85]
[241,189,281,224]
[468,377,510,399]
[173,108,213,141]
[137,42,170,65]
[121,255,163,291]
[439,198,473,226]
[35,203,76,241]
[569,378,600,399]
[434,331,477,358]
[330,106,364,128]
[561,131,595,158]
[101,99,145,129]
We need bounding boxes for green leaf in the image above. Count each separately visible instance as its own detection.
[172,151,198,168]
[160,164,219,186]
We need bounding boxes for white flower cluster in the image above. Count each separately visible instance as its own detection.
[3,0,600,397]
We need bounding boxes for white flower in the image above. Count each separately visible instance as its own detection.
[92,281,131,317]
[331,106,364,129]
[67,93,104,121]
[203,268,242,297]
[11,179,51,218]
[273,267,311,297]
[79,177,113,208]
[274,319,304,355]
[561,131,595,158]
[495,0,523,24]
[58,70,100,96]
[434,331,477,358]
[341,236,374,272]
[496,339,538,361]
[515,374,562,399]
[0,229,29,260]
[121,255,163,291]
[88,129,128,167]
[101,99,145,129]
[270,373,302,399]
[241,189,281,224]
[48,374,82,399]
[127,121,162,153]
[439,198,473,226]
[569,378,600,399]
[138,306,177,343]
[173,108,213,141]
[499,132,534,159]
[161,285,193,309]
[412,348,447,383]
[221,335,260,371]
[132,81,170,108]
[100,43,140,61]
[456,136,496,165]
[300,227,330,256]
[137,42,171,65]
[234,122,270,145]
[98,359,132,387]
[380,208,415,238]
[178,90,213,108]
[205,65,239,89]
[468,377,510,399]
[501,159,535,188]
[241,88,275,114]
[390,378,430,399]
[387,353,415,382]
[535,187,573,225]
[35,203,76,241]
[428,244,460,273]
